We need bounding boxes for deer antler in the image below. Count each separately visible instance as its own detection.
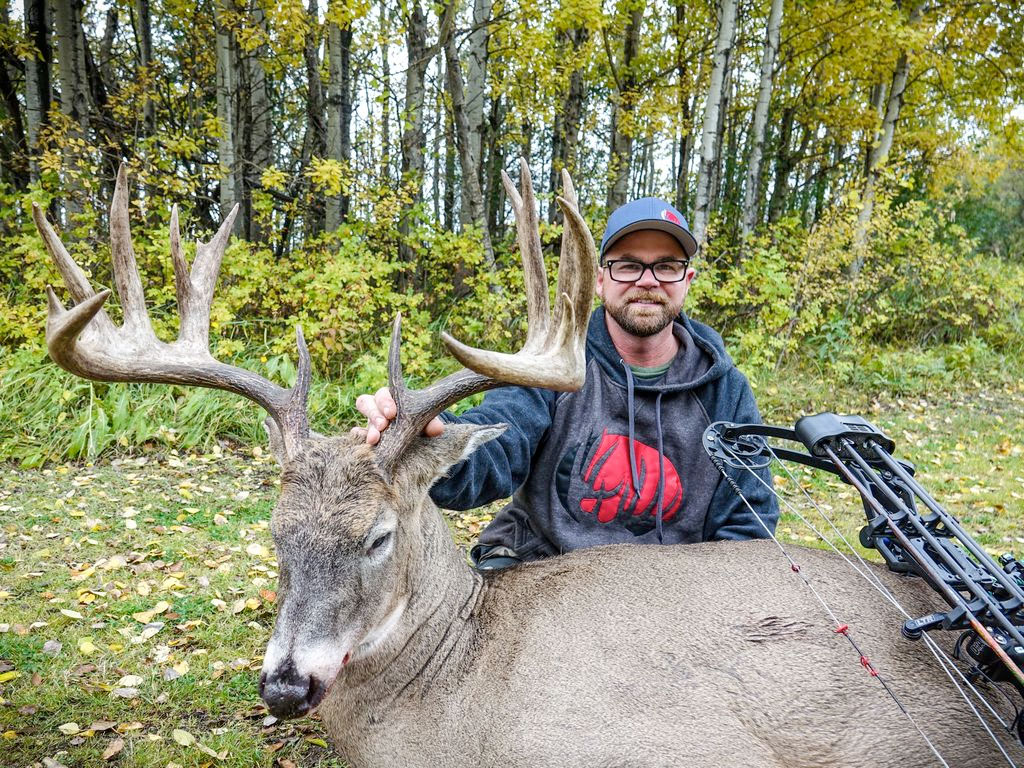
[36,164,311,460]
[375,158,596,481]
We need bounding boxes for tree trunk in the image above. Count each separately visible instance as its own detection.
[851,2,925,270]
[134,0,155,133]
[606,4,642,212]
[52,0,91,218]
[444,21,494,268]
[549,25,587,224]
[380,3,391,180]
[740,0,784,237]
[464,0,490,186]
[707,47,733,212]
[673,0,694,214]
[24,0,51,183]
[303,0,326,236]
[485,92,504,240]
[691,0,738,248]
[246,0,272,239]
[326,17,353,229]
[443,70,456,232]
[0,3,29,189]
[214,0,239,226]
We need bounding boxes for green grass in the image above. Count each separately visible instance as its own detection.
[1,347,1023,766]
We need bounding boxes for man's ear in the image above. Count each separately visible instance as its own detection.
[391,423,507,489]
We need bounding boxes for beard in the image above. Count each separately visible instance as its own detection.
[604,290,681,338]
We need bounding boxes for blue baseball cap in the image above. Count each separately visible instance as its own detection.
[600,197,698,261]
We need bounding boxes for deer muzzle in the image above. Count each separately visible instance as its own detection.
[259,656,334,719]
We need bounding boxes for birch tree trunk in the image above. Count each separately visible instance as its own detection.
[444,22,494,268]
[740,0,784,237]
[303,0,326,236]
[464,0,490,185]
[24,0,51,183]
[214,0,239,226]
[326,18,353,229]
[134,0,155,133]
[850,3,924,271]
[606,4,642,211]
[691,0,737,248]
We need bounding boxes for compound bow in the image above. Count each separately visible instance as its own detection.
[705,413,1024,762]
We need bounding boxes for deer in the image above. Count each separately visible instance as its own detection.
[35,162,1023,768]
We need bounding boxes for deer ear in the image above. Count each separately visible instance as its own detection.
[263,417,289,466]
[393,422,507,488]
[264,416,320,466]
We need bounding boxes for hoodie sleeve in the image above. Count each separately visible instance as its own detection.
[702,371,780,541]
[428,385,557,511]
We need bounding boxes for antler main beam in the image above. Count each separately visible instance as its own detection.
[36,165,311,460]
[375,159,597,482]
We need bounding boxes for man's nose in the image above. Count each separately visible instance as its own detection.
[634,266,662,288]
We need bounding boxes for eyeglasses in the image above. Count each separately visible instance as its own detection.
[604,259,690,283]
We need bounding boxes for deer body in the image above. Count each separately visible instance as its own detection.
[273,436,1019,768]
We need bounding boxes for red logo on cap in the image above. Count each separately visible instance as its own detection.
[661,209,680,225]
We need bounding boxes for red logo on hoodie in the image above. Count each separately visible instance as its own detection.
[578,429,683,524]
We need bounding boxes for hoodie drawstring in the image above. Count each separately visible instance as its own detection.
[621,361,667,543]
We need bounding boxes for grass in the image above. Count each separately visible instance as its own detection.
[0,350,1023,767]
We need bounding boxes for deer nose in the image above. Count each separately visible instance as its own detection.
[259,660,328,719]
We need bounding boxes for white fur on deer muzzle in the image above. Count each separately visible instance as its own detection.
[261,599,407,719]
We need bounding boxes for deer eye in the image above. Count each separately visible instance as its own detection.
[366,532,392,557]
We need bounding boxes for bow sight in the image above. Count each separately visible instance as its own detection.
[704,413,1024,743]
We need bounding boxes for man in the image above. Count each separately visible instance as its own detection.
[355,197,778,569]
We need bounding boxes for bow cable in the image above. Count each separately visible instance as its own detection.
[713,440,1021,767]
[708,449,953,768]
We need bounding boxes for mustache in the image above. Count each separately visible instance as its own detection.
[625,292,667,305]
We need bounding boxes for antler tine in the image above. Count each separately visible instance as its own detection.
[38,171,311,462]
[110,164,156,341]
[172,200,240,351]
[377,314,493,483]
[553,188,598,353]
[33,203,119,340]
[500,158,549,348]
[374,160,596,482]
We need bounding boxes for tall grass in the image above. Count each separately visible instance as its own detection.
[0,345,368,467]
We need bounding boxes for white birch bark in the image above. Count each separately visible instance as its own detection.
[691,0,737,248]
[444,25,494,267]
[214,0,238,220]
[464,0,490,178]
[740,0,784,237]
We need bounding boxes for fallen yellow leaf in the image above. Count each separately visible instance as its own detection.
[172,728,195,746]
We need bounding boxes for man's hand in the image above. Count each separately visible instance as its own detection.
[351,386,445,445]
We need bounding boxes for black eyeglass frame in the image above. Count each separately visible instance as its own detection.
[603,259,692,283]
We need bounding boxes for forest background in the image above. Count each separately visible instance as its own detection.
[0,0,1022,462]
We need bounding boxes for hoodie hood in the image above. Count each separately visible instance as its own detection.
[586,306,734,392]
